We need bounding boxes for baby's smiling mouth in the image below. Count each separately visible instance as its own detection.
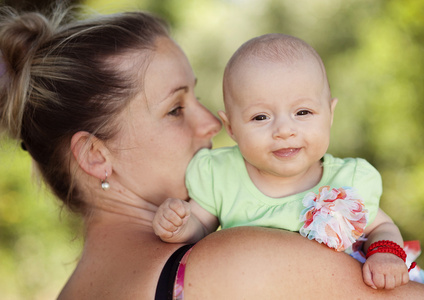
[272,148,301,158]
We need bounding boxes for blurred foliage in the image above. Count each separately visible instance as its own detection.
[0,140,82,299]
[0,0,423,298]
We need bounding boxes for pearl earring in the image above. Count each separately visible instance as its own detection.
[101,171,110,191]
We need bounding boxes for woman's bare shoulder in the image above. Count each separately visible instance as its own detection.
[58,227,182,300]
[184,227,424,299]
[58,226,424,299]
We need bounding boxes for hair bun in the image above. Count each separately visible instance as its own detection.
[0,8,54,139]
[0,9,53,74]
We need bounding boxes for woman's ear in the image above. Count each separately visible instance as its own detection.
[217,110,236,141]
[70,131,112,180]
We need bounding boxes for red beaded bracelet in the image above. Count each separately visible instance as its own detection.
[366,240,417,272]
[367,240,404,252]
[366,247,406,261]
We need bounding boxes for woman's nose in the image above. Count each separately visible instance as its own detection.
[195,103,222,139]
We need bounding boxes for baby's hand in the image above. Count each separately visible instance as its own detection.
[362,253,409,289]
[153,198,191,242]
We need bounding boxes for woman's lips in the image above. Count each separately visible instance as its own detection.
[273,148,301,158]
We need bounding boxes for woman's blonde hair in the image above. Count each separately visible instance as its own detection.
[0,7,168,213]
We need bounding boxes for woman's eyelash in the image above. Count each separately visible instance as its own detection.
[168,106,184,116]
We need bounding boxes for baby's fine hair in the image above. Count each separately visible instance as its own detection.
[223,33,328,100]
[225,33,324,75]
[0,7,168,213]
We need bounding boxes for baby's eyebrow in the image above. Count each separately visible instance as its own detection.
[241,100,269,114]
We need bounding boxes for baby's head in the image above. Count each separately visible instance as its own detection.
[222,33,331,116]
[219,33,337,181]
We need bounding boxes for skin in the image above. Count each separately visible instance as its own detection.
[60,37,221,298]
[154,47,410,289]
[58,37,424,299]
[221,55,336,198]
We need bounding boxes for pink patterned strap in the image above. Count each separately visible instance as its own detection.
[173,246,194,300]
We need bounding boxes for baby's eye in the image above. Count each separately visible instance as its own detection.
[252,114,269,121]
[168,106,184,117]
[296,110,312,116]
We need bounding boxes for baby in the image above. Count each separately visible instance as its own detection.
[153,33,410,289]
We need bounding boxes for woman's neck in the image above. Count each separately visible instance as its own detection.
[84,189,160,234]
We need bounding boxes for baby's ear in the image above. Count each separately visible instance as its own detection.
[70,131,112,180]
[217,110,236,141]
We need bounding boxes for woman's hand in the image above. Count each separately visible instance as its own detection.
[362,252,409,289]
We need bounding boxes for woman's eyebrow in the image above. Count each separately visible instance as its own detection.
[160,86,188,103]
[161,78,197,103]
[170,86,189,96]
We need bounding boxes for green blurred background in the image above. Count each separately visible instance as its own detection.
[0,0,423,298]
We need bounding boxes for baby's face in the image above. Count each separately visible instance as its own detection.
[223,56,337,180]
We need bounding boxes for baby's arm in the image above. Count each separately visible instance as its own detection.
[362,208,409,289]
[153,198,219,244]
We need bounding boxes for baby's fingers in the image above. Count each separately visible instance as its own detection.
[153,211,185,239]
[377,273,405,290]
[168,198,191,219]
[401,270,409,286]
[152,213,175,239]
[362,254,410,289]
[162,206,187,228]
[152,220,175,239]
[362,264,377,289]
[383,275,396,290]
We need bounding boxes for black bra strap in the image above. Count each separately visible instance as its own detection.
[155,244,194,300]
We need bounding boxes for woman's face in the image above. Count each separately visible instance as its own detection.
[111,37,221,205]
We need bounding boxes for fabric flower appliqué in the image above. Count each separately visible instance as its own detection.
[299,186,368,251]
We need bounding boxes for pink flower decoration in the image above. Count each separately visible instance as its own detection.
[299,186,368,251]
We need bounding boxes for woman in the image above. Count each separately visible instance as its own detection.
[0,7,423,299]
